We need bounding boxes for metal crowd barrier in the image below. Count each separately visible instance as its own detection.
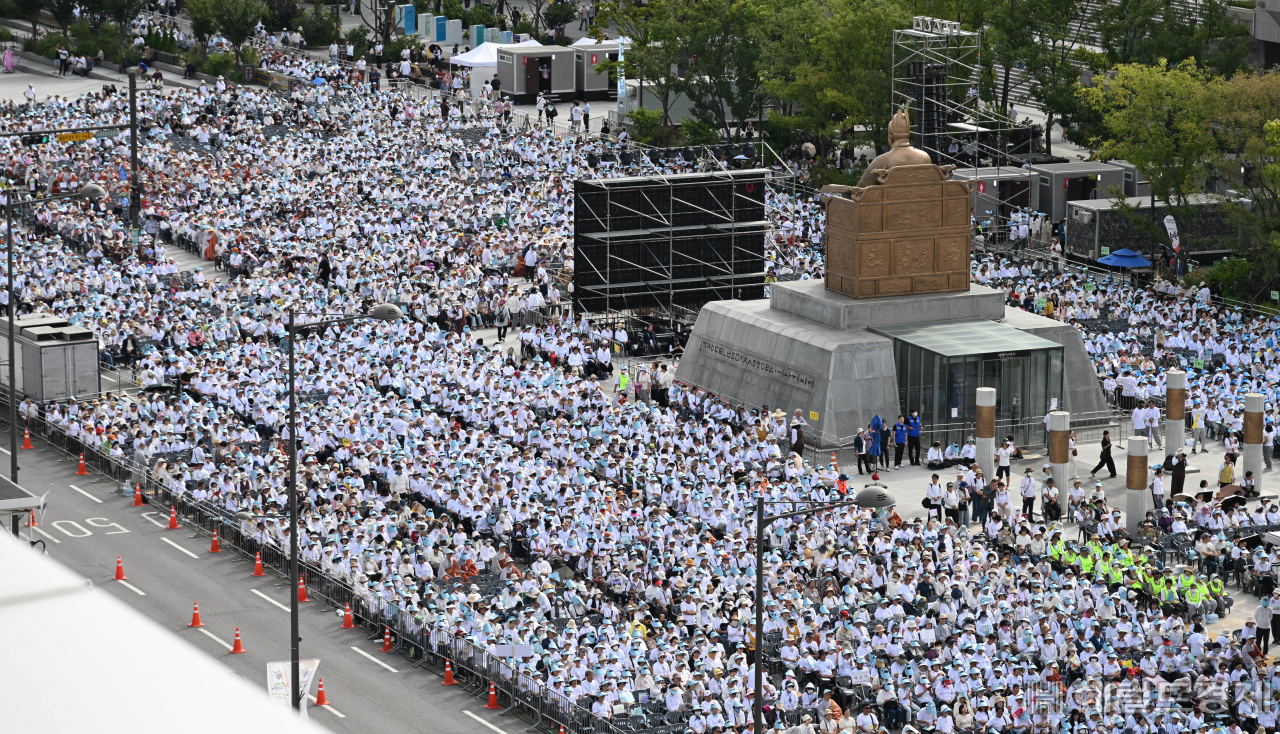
[9,400,636,734]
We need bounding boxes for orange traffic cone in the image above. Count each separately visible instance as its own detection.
[24,509,37,527]
[442,659,457,685]
[380,625,394,653]
[132,484,144,507]
[188,601,204,627]
[297,577,310,603]
[209,530,221,553]
[341,604,355,629]
[314,678,331,707]
[76,453,88,475]
[230,627,246,653]
[485,681,501,709]
[168,505,179,530]
[21,427,32,449]
[251,551,265,577]
[114,555,127,581]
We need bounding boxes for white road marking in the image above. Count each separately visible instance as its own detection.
[251,588,290,613]
[140,511,169,528]
[307,695,346,718]
[161,536,200,559]
[197,628,231,648]
[466,710,512,734]
[0,446,10,454]
[350,646,399,672]
[117,580,146,596]
[68,484,102,503]
[31,526,61,543]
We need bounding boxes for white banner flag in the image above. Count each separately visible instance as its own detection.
[267,659,320,707]
[1163,214,1180,252]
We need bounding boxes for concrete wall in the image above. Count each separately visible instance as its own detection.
[677,299,899,441]
[1001,307,1110,418]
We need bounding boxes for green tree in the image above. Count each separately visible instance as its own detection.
[680,0,762,141]
[1097,0,1247,76]
[7,0,38,46]
[757,0,906,155]
[102,0,144,57]
[47,0,76,37]
[1020,0,1098,156]
[186,0,221,43]
[595,0,687,126]
[1213,73,1280,289]
[218,0,265,62]
[1078,60,1220,272]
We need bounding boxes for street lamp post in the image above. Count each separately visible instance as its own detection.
[242,302,403,711]
[751,484,896,734]
[5,183,108,483]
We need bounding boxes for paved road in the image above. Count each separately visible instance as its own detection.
[7,430,523,734]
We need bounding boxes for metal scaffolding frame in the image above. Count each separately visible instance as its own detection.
[892,16,1041,244]
[573,170,769,327]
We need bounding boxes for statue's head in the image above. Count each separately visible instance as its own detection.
[888,106,912,148]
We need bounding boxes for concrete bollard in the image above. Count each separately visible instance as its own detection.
[1244,393,1264,496]
[1048,411,1071,518]
[1165,370,1187,455]
[1125,436,1150,535]
[976,388,997,483]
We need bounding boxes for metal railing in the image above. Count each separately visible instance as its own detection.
[4,397,646,734]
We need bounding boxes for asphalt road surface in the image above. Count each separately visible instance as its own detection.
[8,428,521,734]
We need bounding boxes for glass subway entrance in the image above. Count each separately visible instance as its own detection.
[874,320,1064,449]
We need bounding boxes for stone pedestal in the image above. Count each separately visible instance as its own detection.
[675,279,1110,444]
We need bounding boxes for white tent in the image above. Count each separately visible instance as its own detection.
[570,36,632,48]
[451,39,543,67]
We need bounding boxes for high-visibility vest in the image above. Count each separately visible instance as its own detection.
[1185,586,1202,605]
[1210,578,1224,596]
[1150,577,1167,596]
[1178,574,1196,590]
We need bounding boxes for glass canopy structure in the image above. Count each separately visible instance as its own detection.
[872,320,1064,448]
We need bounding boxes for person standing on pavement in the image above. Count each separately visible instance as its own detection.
[1190,400,1207,453]
[1144,399,1163,449]
[892,416,907,469]
[1091,430,1117,478]
[1019,468,1038,520]
[1257,597,1273,655]
[906,409,922,465]
[1169,449,1187,496]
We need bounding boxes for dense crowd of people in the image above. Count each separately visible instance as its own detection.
[10,65,1280,734]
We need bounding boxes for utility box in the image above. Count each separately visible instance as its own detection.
[0,314,101,403]
[496,45,576,104]
[574,44,619,101]
[1027,161,1125,221]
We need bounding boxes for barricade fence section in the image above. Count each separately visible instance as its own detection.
[5,400,636,734]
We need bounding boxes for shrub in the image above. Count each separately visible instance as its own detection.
[202,51,238,77]
[298,10,340,48]
[240,46,259,66]
[680,117,721,145]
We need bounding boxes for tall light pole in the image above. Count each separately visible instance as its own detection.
[241,302,404,710]
[751,485,896,734]
[5,183,108,482]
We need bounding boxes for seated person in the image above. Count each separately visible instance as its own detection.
[927,441,949,469]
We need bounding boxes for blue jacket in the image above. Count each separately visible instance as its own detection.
[907,415,922,437]
[893,423,907,444]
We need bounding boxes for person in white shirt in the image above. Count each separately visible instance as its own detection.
[1019,468,1038,519]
